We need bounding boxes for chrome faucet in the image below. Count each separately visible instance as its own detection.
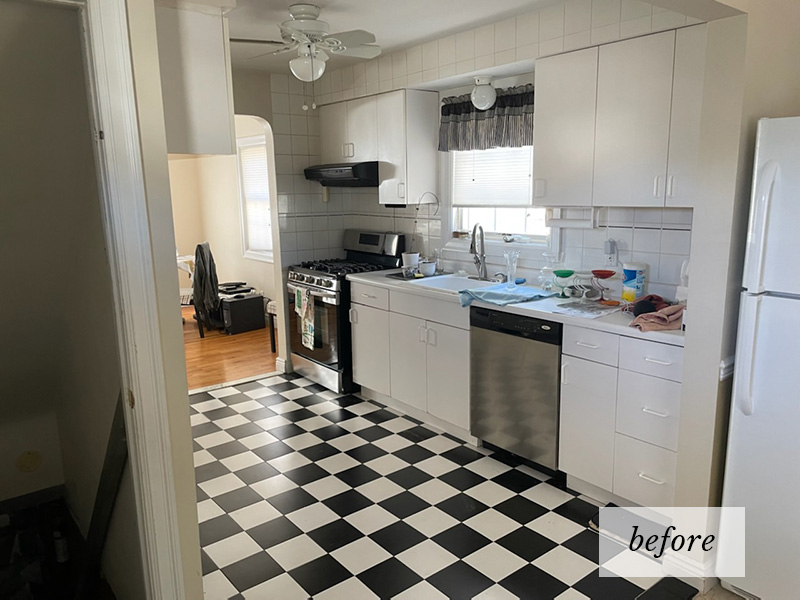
[469,223,489,280]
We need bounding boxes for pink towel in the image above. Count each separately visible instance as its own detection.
[630,304,685,332]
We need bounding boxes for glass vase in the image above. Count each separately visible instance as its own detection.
[504,250,520,289]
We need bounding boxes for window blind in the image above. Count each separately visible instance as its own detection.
[238,142,272,253]
[451,146,533,207]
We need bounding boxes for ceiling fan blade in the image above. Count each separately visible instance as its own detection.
[245,45,296,60]
[230,38,286,46]
[325,29,376,47]
[280,23,310,45]
[337,44,382,59]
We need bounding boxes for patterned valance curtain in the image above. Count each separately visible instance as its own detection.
[438,84,534,152]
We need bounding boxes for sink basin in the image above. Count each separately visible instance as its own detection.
[405,274,496,294]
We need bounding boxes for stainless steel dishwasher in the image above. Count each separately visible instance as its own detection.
[470,306,562,470]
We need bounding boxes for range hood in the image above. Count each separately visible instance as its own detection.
[304,161,379,187]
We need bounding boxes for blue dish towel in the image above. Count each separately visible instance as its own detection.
[458,284,557,307]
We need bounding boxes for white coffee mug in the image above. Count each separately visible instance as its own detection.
[402,252,420,267]
[418,261,436,276]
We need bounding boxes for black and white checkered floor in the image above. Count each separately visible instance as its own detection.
[192,373,651,599]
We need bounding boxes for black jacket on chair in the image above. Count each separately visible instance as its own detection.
[192,242,223,336]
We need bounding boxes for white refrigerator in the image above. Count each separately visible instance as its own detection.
[718,116,800,599]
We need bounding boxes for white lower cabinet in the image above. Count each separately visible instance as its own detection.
[559,355,618,491]
[426,323,470,430]
[559,324,683,506]
[350,303,391,397]
[388,312,427,411]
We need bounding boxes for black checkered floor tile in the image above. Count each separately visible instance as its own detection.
[192,374,651,599]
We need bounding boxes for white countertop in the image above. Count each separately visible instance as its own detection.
[347,270,685,347]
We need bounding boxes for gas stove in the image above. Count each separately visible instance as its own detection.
[287,260,386,293]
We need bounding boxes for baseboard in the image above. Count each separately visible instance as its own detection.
[566,476,636,507]
[188,371,281,395]
[275,357,287,373]
[0,484,65,516]
[661,551,718,594]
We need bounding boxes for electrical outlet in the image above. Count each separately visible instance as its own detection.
[604,253,616,266]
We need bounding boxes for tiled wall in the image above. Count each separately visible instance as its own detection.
[311,0,701,106]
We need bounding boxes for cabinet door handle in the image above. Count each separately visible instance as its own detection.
[342,143,348,158]
[418,324,427,343]
[361,293,377,299]
[641,407,669,418]
[667,175,675,198]
[638,472,665,486]
[653,175,661,198]
[349,308,357,324]
[426,327,437,347]
[561,363,568,385]
[576,341,599,349]
[397,182,406,199]
[644,356,673,366]
[349,143,355,158]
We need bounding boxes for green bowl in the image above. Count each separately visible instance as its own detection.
[553,269,575,278]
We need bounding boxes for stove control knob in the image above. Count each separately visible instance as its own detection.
[297,274,307,282]
[321,279,333,288]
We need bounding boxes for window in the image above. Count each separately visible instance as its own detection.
[237,135,273,262]
[451,146,550,242]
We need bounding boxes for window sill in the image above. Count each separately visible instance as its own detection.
[243,250,274,264]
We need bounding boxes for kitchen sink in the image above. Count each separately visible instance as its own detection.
[405,274,496,294]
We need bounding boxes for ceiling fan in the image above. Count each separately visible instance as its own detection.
[230,3,382,82]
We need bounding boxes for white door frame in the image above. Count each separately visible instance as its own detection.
[66,0,188,597]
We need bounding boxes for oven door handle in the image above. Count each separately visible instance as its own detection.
[287,283,340,305]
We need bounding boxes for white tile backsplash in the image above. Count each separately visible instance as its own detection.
[539,4,566,41]
[494,18,517,53]
[438,35,456,66]
[565,0,592,35]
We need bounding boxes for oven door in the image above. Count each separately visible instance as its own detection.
[287,282,341,368]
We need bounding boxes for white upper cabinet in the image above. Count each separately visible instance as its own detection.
[155,5,235,155]
[593,30,676,207]
[665,25,708,207]
[376,89,439,206]
[320,101,348,163]
[533,47,599,207]
[320,97,379,163]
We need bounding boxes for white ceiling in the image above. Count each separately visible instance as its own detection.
[228,0,560,73]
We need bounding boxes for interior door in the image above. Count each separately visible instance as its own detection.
[388,311,426,411]
[593,30,675,207]
[319,101,348,163]
[426,322,469,430]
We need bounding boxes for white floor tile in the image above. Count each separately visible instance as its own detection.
[257,376,287,387]
[331,537,392,575]
[464,480,516,507]
[270,400,304,414]
[254,415,290,431]
[397,539,458,578]
[527,512,586,544]
[474,584,522,599]
[284,432,324,451]
[204,532,262,568]
[250,474,298,499]
[231,399,268,413]
[198,473,245,498]
[197,499,224,523]
[338,416,374,433]
[463,510,520,541]
[202,570,239,599]
[328,433,367,452]
[303,475,351,501]
[220,451,262,472]
[415,455,459,477]
[314,576,380,599]
[316,455,360,477]
[190,413,209,426]
[269,452,311,473]
[355,478,405,503]
[393,580,449,600]
[521,482,574,510]
[317,390,343,400]
[465,456,513,479]
[533,546,598,586]
[364,454,408,476]
[345,505,399,535]
[266,534,325,571]
[296,415,334,431]
[290,377,314,387]
[193,450,216,468]
[195,431,235,449]
[285,502,339,532]
[239,431,278,450]
[243,386,275,399]
[209,387,239,399]
[409,479,459,505]
[279,388,312,401]
[214,414,250,430]
[554,588,591,600]
[308,401,340,415]
[242,573,308,600]
[464,543,527,582]
[229,500,281,530]
[346,402,381,416]
[404,507,459,538]
[372,434,413,453]
[418,435,461,455]
[380,418,418,434]
[193,399,227,413]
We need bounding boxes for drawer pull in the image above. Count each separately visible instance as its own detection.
[638,472,665,485]
[362,293,377,299]
[418,324,427,343]
[576,341,599,349]
[644,356,673,366]
[641,407,669,418]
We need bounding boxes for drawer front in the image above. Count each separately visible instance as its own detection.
[619,337,683,382]
[563,325,620,366]
[390,290,469,330]
[616,370,681,451]
[351,282,389,310]
[613,434,677,507]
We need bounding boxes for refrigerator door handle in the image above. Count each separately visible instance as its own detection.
[743,160,779,292]
[734,294,762,416]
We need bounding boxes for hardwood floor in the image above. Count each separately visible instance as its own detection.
[182,306,277,390]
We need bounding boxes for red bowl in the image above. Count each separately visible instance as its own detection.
[592,269,615,279]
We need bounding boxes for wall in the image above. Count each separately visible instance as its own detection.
[0,0,145,597]
[169,157,204,288]
[232,69,272,121]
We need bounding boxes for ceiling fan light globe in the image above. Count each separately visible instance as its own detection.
[289,56,326,81]
[471,81,496,110]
